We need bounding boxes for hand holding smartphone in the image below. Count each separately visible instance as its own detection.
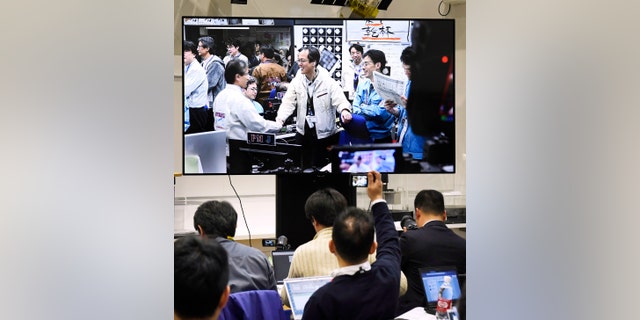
[366,171,383,202]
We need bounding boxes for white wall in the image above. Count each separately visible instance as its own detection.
[174,0,466,238]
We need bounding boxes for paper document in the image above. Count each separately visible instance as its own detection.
[372,71,405,106]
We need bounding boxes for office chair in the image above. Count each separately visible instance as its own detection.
[218,289,290,320]
[339,113,373,145]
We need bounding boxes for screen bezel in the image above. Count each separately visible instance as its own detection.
[181,16,456,175]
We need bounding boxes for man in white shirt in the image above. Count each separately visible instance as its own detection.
[212,59,281,173]
[183,40,209,134]
[342,43,365,102]
[222,38,249,66]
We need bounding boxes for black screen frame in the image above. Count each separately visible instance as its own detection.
[181,16,456,175]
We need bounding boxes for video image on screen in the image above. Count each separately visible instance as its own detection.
[182,17,455,175]
[338,149,396,173]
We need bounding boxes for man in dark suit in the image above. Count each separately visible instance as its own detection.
[397,190,466,315]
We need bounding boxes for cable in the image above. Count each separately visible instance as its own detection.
[227,174,252,247]
[438,0,451,16]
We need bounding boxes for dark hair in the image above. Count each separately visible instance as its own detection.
[198,36,215,55]
[301,46,320,65]
[332,207,374,264]
[349,43,364,54]
[183,40,197,56]
[414,190,445,215]
[400,46,416,66]
[225,38,241,48]
[246,76,257,89]
[174,236,229,319]
[363,49,387,70]
[304,188,348,227]
[224,59,248,84]
[260,46,275,59]
[193,200,238,238]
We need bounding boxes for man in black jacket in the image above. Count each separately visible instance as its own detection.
[397,189,466,315]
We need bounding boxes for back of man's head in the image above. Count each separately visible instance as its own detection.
[414,190,445,216]
[224,59,248,85]
[175,236,230,320]
[194,200,238,238]
[259,46,275,59]
[304,188,348,228]
[332,207,374,265]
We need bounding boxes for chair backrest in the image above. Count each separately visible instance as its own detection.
[218,290,290,320]
[339,114,372,145]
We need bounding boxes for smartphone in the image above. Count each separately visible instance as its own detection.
[351,174,368,187]
[262,239,276,247]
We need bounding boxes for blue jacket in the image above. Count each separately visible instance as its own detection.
[352,78,394,140]
[396,81,427,160]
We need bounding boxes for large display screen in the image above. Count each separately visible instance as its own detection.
[182,17,455,175]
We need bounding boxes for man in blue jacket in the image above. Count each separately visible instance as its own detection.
[352,49,395,143]
[384,47,428,160]
[302,171,401,320]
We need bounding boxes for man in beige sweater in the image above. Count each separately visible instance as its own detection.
[279,187,407,306]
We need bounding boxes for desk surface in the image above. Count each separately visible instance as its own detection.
[395,307,436,320]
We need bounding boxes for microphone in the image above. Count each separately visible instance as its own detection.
[400,215,418,230]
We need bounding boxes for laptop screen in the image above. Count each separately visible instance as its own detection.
[283,276,332,319]
[419,266,463,306]
[271,250,295,284]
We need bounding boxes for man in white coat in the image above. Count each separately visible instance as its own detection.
[276,46,352,169]
[212,59,281,173]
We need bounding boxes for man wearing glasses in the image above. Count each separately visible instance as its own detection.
[352,49,395,143]
[222,38,249,67]
[276,46,352,170]
[197,36,226,109]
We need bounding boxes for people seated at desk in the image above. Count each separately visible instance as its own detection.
[397,190,466,315]
[275,46,352,169]
[174,236,230,320]
[279,187,407,307]
[193,200,277,293]
[302,171,402,320]
[351,49,395,143]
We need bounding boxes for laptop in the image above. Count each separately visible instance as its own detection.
[283,276,332,320]
[271,250,295,284]
[184,131,226,173]
[419,266,463,314]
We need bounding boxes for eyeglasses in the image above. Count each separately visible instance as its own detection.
[362,60,374,66]
[297,59,309,64]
